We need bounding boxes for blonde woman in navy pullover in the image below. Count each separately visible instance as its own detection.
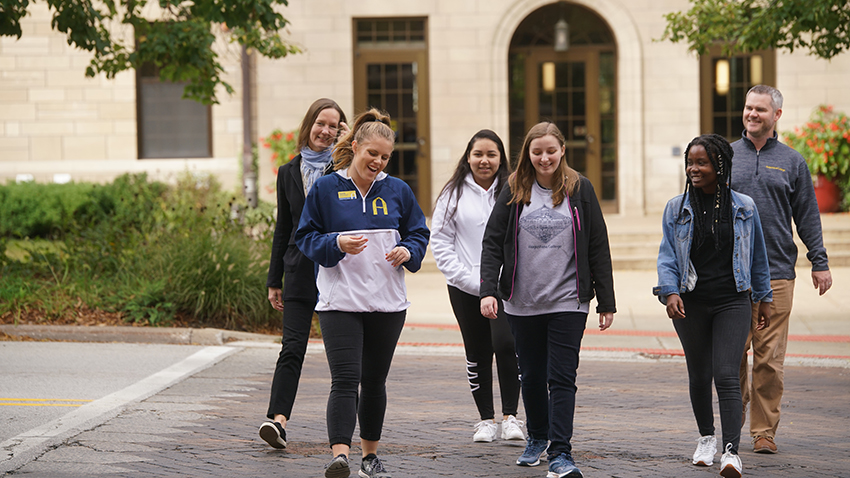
[295,108,429,478]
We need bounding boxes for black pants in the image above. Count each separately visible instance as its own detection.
[674,295,750,453]
[447,285,520,420]
[266,300,315,420]
[508,311,586,458]
[319,310,406,447]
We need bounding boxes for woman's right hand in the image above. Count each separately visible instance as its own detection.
[338,235,368,255]
[268,287,284,311]
[480,296,499,320]
[665,293,685,319]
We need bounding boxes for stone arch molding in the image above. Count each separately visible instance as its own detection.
[490,0,645,215]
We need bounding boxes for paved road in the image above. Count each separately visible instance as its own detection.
[3,342,849,477]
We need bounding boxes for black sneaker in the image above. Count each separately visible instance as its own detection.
[359,453,392,478]
[325,454,351,478]
[258,421,286,449]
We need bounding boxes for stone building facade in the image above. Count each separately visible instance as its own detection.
[2,0,848,215]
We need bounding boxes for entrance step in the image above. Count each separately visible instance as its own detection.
[421,213,850,272]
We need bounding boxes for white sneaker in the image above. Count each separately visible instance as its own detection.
[692,435,717,466]
[473,420,498,442]
[500,415,525,440]
[720,443,742,478]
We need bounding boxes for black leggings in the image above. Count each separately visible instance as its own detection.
[266,300,315,420]
[319,310,406,447]
[674,295,751,453]
[447,286,520,420]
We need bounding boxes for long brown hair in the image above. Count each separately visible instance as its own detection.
[436,129,511,224]
[332,108,394,170]
[509,122,579,206]
[296,98,347,151]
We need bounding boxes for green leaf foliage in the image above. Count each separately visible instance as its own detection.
[1,173,279,330]
[1,0,301,104]
[660,0,850,60]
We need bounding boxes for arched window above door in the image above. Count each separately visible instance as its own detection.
[509,3,615,49]
[509,2,618,209]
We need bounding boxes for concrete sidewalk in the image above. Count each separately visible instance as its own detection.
[403,266,850,363]
[3,266,848,364]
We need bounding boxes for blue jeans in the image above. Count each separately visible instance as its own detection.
[507,311,587,457]
[675,295,750,453]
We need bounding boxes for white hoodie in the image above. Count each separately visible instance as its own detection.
[430,173,499,296]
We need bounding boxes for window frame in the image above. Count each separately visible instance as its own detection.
[699,46,776,142]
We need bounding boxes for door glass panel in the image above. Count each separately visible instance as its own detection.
[539,61,588,177]
[385,64,398,89]
[367,65,381,89]
[365,61,418,196]
[401,64,414,88]
[599,51,617,200]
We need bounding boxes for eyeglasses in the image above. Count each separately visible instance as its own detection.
[314,121,339,134]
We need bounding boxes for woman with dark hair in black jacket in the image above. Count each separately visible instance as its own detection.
[258,98,347,449]
[480,122,616,478]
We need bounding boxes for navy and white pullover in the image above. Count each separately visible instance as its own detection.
[295,168,430,313]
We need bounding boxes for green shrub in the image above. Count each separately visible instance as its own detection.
[1,172,279,331]
[0,174,168,239]
[0,181,94,238]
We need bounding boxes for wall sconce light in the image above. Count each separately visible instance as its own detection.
[542,62,556,92]
[715,59,730,95]
[750,55,763,85]
[554,18,569,52]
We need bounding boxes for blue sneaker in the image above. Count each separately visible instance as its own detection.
[516,437,548,466]
[547,452,583,478]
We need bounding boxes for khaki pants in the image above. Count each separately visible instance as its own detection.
[739,279,794,439]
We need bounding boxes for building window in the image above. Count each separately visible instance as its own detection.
[700,48,775,142]
[136,62,212,159]
[355,19,426,49]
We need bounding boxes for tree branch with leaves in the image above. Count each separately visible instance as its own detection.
[0,0,301,104]
[660,0,850,60]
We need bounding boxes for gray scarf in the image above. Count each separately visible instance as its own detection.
[300,146,333,196]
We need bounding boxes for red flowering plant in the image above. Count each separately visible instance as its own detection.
[261,129,298,175]
[784,105,850,209]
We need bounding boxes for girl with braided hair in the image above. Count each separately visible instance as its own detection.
[654,134,772,478]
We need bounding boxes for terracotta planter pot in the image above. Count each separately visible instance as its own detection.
[813,174,841,213]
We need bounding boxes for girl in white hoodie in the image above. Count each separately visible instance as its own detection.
[431,129,523,443]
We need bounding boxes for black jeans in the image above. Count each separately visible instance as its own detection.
[447,285,519,420]
[319,310,406,447]
[508,311,586,458]
[674,295,750,453]
[266,300,315,420]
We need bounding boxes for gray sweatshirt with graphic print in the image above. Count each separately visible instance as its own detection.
[730,132,829,281]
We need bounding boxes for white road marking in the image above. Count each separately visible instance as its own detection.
[0,345,237,473]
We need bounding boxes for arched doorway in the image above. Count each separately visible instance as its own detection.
[509,3,618,212]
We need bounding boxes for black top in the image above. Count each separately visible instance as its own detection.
[684,190,748,303]
[480,176,616,314]
[266,154,322,302]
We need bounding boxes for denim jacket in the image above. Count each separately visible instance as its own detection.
[653,190,773,305]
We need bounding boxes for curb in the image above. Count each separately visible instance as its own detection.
[0,324,279,346]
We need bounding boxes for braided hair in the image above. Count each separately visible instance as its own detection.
[680,133,734,250]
